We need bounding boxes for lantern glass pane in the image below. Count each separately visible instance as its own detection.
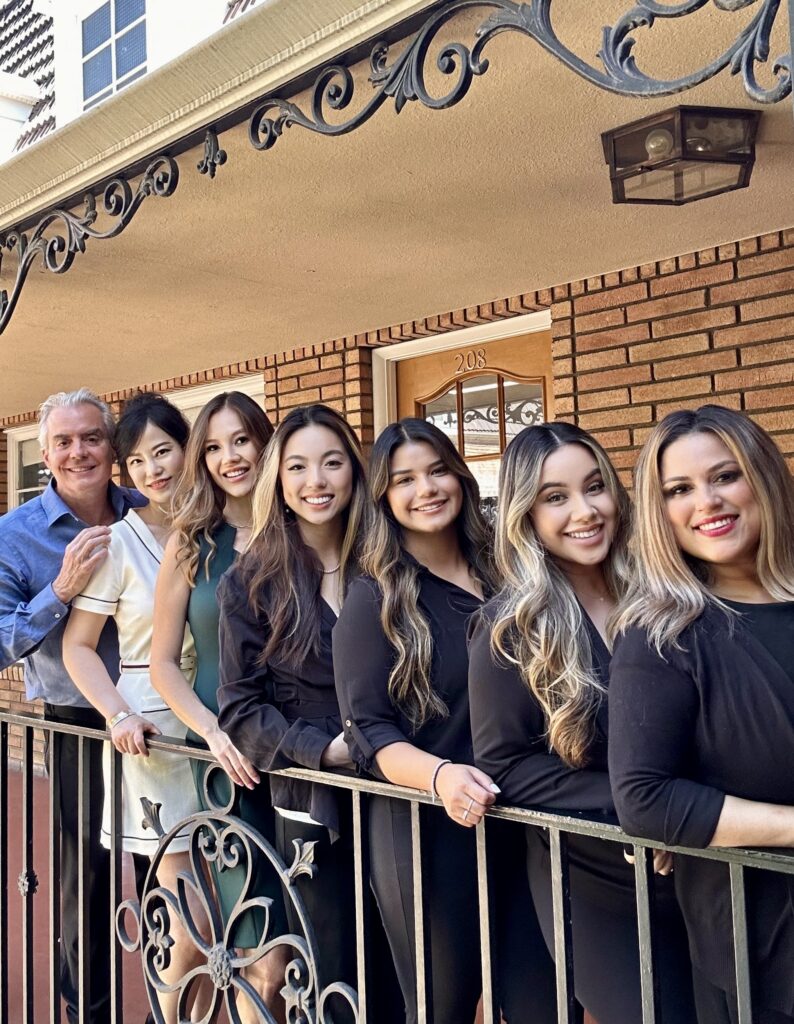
[613,116,678,170]
[683,113,754,159]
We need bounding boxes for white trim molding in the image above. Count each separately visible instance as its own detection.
[371,309,551,436]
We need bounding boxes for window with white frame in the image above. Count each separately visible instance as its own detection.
[6,426,51,509]
[82,0,147,110]
[4,377,266,512]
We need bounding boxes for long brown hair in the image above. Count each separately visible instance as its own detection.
[490,423,632,767]
[240,404,368,668]
[615,405,794,652]
[171,392,273,584]
[363,418,498,730]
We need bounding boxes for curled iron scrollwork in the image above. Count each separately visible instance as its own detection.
[249,0,790,151]
[0,154,179,336]
[116,762,358,1024]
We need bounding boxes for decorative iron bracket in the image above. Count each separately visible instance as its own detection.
[196,128,227,178]
[249,0,792,151]
[0,154,179,336]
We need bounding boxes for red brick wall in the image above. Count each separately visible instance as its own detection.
[550,227,794,485]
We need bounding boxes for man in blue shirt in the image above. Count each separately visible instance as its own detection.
[0,387,146,1024]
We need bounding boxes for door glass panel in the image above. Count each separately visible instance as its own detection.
[422,387,459,450]
[468,458,501,500]
[504,380,545,444]
[460,374,500,458]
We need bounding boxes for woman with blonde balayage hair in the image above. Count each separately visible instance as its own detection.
[469,422,694,1023]
[609,405,794,1023]
[149,392,287,1022]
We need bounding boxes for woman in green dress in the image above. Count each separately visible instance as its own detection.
[150,391,286,1022]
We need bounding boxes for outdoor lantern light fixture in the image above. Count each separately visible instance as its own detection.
[601,105,761,206]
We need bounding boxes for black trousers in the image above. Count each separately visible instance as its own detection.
[45,703,112,1024]
[367,796,484,1024]
[488,818,563,1024]
[693,969,794,1024]
[276,811,359,1024]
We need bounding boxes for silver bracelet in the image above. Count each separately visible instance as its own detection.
[430,759,452,802]
[107,709,135,730]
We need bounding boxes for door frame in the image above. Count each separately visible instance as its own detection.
[372,309,552,436]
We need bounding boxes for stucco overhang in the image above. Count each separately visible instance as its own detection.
[0,0,792,420]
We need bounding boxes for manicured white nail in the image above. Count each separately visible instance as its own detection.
[490,783,501,793]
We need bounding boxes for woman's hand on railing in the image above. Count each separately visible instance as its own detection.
[623,847,674,876]
[435,763,499,828]
[320,732,356,771]
[110,714,161,757]
[204,724,261,790]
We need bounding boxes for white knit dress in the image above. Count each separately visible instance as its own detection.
[73,510,201,855]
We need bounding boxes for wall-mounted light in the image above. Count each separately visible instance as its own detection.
[601,105,761,205]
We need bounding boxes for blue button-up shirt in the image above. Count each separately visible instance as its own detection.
[0,480,147,706]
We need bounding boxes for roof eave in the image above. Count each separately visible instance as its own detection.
[0,0,437,233]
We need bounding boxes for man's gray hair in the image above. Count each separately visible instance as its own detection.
[38,388,115,450]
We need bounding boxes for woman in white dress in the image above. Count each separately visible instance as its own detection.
[63,393,206,1022]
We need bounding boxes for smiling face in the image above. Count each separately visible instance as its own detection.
[41,403,115,508]
[531,443,617,570]
[125,422,186,507]
[204,406,263,498]
[386,440,464,537]
[660,431,761,571]
[278,423,354,526]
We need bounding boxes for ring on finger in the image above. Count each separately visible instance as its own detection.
[466,797,474,814]
[462,809,470,822]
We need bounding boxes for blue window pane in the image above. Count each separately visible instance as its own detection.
[115,21,146,78]
[115,0,145,33]
[82,2,111,55]
[83,45,112,100]
[117,65,146,90]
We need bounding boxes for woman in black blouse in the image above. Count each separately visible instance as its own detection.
[333,418,554,1024]
[469,422,695,1022]
[216,404,369,1017]
[610,405,794,1024]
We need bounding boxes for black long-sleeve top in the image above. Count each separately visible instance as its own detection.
[468,599,652,912]
[216,566,344,835]
[332,568,482,775]
[609,601,794,1013]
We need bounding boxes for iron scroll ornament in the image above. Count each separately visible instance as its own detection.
[0,154,179,336]
[117,763,359,1024]
[249,0,791,151]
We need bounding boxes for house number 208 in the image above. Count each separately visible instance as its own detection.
[454,348,487,373]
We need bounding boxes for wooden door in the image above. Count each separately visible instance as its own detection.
[396,330,552,499]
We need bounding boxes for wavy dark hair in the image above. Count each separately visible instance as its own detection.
[171,392,274,584]
[363,417,498,729]
[239,404,368,668]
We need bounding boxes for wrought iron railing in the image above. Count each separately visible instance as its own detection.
[1,710,793,1024]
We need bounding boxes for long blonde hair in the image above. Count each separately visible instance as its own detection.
[490,423,632,768]
[241,404,368,668]
[363,418,498,730]
[171,392,273,584]
[615,405,794,653]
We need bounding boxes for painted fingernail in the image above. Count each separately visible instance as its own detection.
[490,784,501,793]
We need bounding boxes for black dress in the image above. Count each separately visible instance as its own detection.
[333,566,556,1024]
[468,599,696,1024]
[609,600,794,1024]
[216,567,356,1000]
